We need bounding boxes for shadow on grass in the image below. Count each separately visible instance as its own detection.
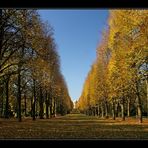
[0,114,148,139]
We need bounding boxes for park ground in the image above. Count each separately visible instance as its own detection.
[0,114,148,139]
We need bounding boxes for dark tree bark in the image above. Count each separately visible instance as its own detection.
[127,98,130,117]
[32,79,36,120]
[105,100,109,118]
[98,104,100,117]
[24,94,27,117]
[39,87,44,119]
[94,107,96,116]
[101,102,104,118]
[116,102,120,117]
[4,76,10,118]
[53,96,56,117]
[121,98,125,121]
[45,91,49,119]
[50,105,52,118]
[30,95,33,117]
[112,100,116,120]
[95,106,98,116]
[136,81,142,123]
[49,91,52,118]
[17,66,22,122]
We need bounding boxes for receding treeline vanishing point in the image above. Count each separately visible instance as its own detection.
[0,9,148,139]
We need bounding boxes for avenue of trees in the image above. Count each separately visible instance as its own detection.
[77,10,148,123]
[0,9,73,122]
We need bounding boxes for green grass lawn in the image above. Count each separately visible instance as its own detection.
[0,114,148,139]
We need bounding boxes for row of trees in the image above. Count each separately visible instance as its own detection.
[0,9,73,122]
[77,10,148,123]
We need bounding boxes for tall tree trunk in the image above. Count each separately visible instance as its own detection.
[95,106,98,116]
[24,94,27,117]
[136,82,142,123]
[92,107,95,116]
[35,97,38,118]
[17,67,22,122]
[88,107,91,116]
[50,105,52,118]
[98,104,100,117]
[45,91,49,119]
[121,98,125,121]
[112,100,116,120]
[94,107,96,116]
[30,95,33,117]
[49,95,52,118]
[4,77,9,118]
[53,97,56,117]
[127,98,130,117]
[116,103,119,117]
[32,79,36,120]
[105,100,109,118]
[101,102,104,118]
[39,87,44,119]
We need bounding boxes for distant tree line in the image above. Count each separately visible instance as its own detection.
[77,10,148,123]
[0,9,73,122]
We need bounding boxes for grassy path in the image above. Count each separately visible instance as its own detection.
[0,114,148,139]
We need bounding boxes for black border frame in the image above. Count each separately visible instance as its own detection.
[0,0,148,8]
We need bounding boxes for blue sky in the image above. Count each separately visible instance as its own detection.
[38,10,109,102]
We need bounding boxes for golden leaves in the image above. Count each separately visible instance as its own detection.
[78,10,148,112]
